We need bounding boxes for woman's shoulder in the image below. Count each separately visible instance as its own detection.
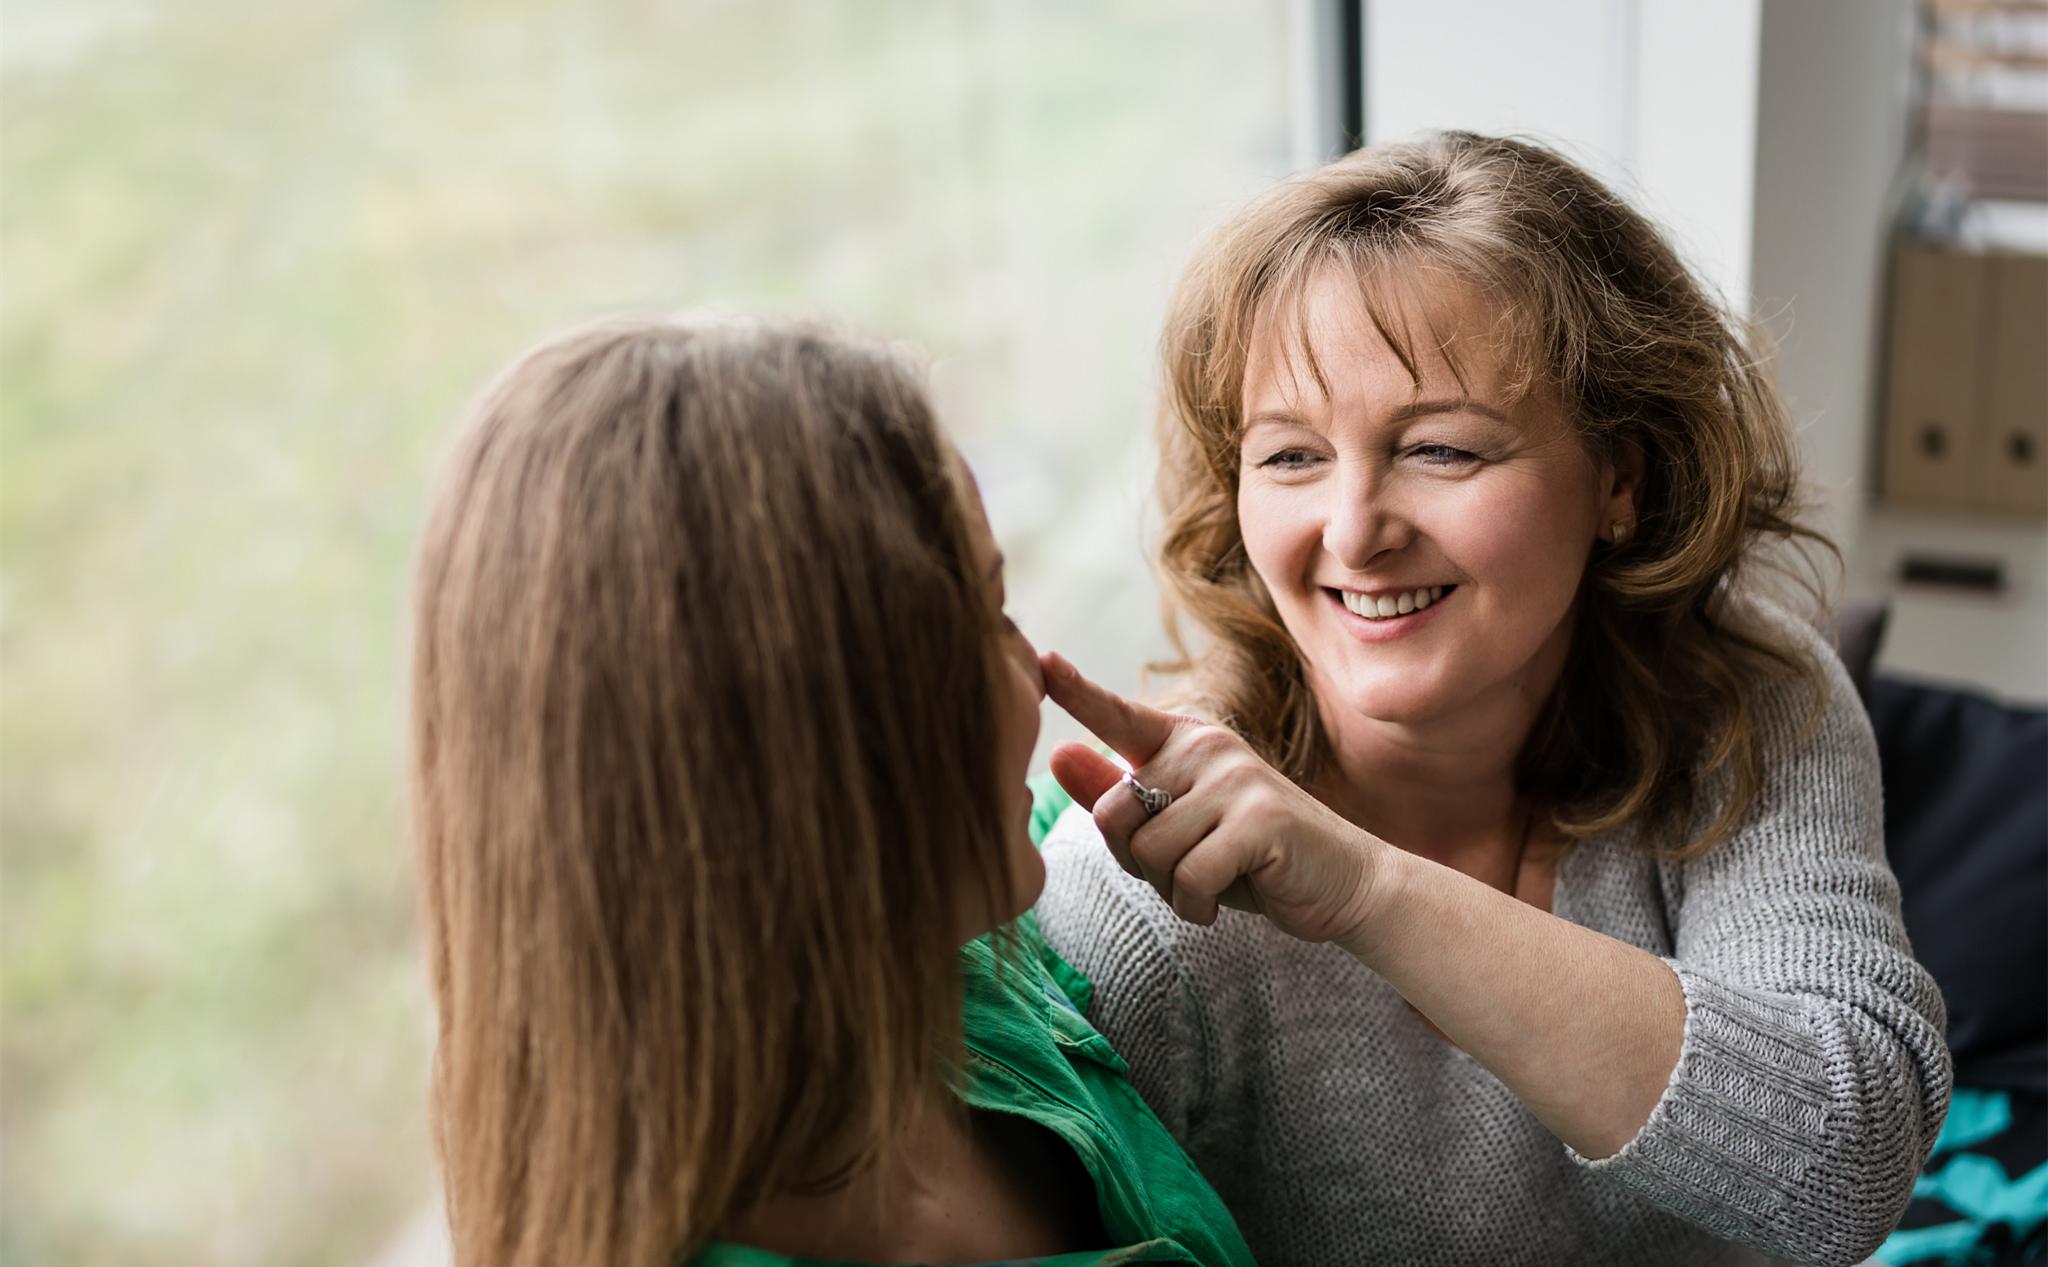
[958,890,1259,1265]
[1726,587,1845,679]
[1574,593,1882,884]
[1633,594,1886,896]
[958,913,1126,1089]
[1712,591,1873,766]
[959,901,1096,1021]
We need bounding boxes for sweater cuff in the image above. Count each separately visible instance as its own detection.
[1570,960,1831,1238]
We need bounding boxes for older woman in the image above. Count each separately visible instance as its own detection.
[1032,132,1951,1266]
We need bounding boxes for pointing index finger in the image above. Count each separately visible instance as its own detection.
[1039,651,1180,768]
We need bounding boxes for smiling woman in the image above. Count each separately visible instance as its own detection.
[1152,142,1829,851]
[1234,270,1641,733]
[1032,132,1952,1267]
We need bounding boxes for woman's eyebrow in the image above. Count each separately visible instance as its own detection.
[1243,409,1315,430]
[1244,400,1511,431]
[1388,398,1511,424]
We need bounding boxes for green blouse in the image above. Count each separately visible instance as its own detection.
[689,910,1254,1267]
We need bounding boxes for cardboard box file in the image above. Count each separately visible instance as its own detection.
[1984,252,2047,515]
[1882,243,2048,516]
[1883,244,1987,508]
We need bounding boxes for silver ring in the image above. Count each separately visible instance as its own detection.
[1121,771,1173,816]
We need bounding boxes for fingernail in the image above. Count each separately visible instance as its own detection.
[1043,651,1076,682]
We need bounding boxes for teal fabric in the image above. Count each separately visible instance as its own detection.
[1913,1154,2048,1227]
[1876,1087,2048,1264]
[1882,1221,2005,1265]
[1930,1090,2016,1159]
[690,911,1253,1267]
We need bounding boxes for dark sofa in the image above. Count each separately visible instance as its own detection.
[1862,667,2047,1266]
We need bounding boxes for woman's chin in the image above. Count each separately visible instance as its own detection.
[1007,840,1048,914]
[958,839,1046,943]
[1325,677,1463,728]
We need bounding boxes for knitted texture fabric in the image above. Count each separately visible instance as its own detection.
[1034,607,1952,1267]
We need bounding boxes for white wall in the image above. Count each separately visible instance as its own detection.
[1365,0,1637,169]
[1749,0,1913,550]
[1628,0,1762,306]
[1363,0,1761,301]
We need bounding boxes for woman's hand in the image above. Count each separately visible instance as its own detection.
[1040,651,1388,945]
[1040,653,1686,1160]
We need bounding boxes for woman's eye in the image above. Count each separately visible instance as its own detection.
[1257,448,1319,470]
[1409,444,1477,467]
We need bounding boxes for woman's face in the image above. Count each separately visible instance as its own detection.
[958,467,1048,929]
[1235,268,1635,738]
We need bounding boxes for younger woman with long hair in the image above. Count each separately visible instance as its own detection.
[407,315,1254,1267]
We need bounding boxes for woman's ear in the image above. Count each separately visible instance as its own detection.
[1601,439,1647,543]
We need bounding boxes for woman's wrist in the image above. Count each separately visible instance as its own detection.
[1330,832,1409,964]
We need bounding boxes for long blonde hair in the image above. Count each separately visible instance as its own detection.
[1155,132,1834,857]
[408,315,1014,1266]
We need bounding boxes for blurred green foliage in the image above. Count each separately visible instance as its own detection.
[0,2,1288,1262]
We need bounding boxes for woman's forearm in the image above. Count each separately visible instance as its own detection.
[1035,652,1692,1159]
[1337,846,1686,1159]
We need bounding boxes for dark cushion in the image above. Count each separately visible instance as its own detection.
[1868,675,2048,1091]
[1833,600,1891,704]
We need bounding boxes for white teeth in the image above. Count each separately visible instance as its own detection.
[1340,586,1447,621]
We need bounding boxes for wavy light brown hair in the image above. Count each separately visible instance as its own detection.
[1156,131,1834,857]
[408,316,1015,1267]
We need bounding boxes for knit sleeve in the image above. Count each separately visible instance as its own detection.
[1032,805,1213,1145]
[1573,617,1953,1267]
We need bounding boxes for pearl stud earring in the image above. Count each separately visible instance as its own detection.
[1610,520,1633,546]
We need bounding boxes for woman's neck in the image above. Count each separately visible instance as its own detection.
[718,1091,963,1260]
[1312,698,1531,868]
[1305,596,1579,864]
[717,1088,1099,1263]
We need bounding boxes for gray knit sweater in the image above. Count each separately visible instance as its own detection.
[1035,610,1951,1267]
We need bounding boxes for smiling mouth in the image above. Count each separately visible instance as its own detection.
[1327,584,1455,622]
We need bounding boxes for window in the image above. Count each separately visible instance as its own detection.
[1,3,1297,1261]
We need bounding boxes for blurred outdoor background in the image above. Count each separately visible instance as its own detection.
[5,1,2042,1264]
[2,2,1296,1262]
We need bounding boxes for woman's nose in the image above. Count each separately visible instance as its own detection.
[1017,630,1047,699]
[1320,463,1413,569]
